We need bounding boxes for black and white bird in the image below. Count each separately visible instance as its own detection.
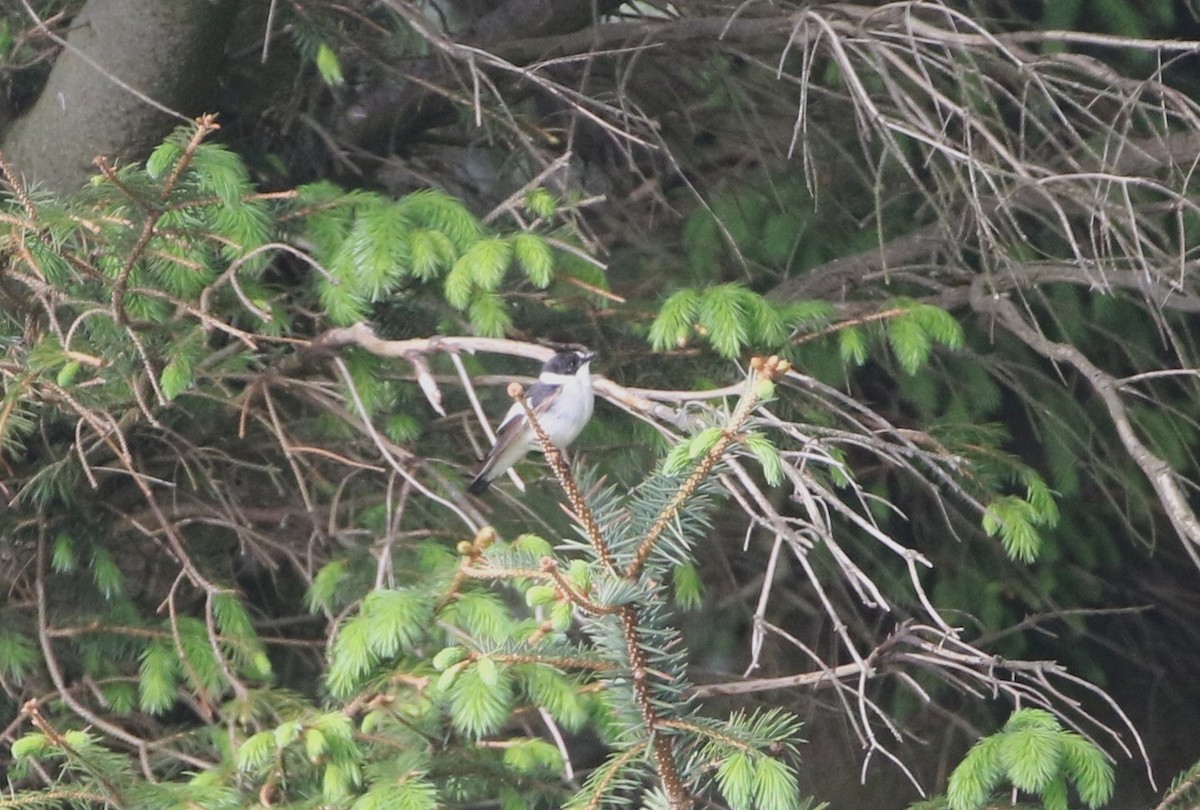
[467,349,597,495]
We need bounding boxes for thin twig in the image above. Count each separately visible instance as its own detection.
[973,285,1200,571]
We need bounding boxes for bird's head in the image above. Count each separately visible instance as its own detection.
[542,349,597,380]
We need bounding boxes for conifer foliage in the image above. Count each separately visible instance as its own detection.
[10,0,1200,802]
[928,709,1114,810]
[3,262,805,808]
[0,119,605,808]
[0,119,1139,807]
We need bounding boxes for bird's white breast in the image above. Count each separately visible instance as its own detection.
[538,366,594,447]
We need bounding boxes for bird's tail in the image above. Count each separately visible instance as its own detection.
[466,473,491,495]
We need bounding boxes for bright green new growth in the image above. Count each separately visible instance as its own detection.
[652,286,1047,567]
[4,352,807,806]
[965,446,1061,563]
[650,284,829,357]
[945,708,1114,810]
[305,183,560,332]
[0,115,1148,809]
[885,300,964,375]
[267,362,808,809]
[0,124,625,808]
[648,286,963,372]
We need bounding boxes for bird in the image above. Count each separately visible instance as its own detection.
[467,349,597,495]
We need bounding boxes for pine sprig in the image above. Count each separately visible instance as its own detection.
[628,355,791,578]
[566,745,653,810]
[0,631,38,684]
[945,708,1114,810]
[649,285,800,358]
[298,180,544,334]
[493,355,804,809]
[1158,760,1200,809]
[327,588,432,697]
[980,471,1060,564]
[509,380,618,571]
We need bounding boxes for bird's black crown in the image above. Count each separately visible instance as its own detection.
[544,349,596,375]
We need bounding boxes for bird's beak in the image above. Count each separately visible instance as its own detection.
[581,351,597,364]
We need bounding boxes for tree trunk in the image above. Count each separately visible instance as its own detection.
[2,0,236,193]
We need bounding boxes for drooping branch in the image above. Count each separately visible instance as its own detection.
[760,5,1200,306]
[971,285,1200,570]
[494,14,806,63]
[769,139,1200,306]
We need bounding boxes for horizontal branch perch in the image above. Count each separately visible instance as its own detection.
[308,324,746,428]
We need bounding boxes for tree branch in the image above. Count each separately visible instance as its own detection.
[308,324,728,428]
[971,284,1200,571]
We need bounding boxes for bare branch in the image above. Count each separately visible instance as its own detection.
[972,285,1200,570]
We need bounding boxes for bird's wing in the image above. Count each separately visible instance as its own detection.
[492,405,529,450]
[477,387,551,476]
[495,380,560,434]
[471,381,566,493]
[494,401,524,435]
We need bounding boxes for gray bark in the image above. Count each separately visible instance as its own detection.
[2,0,236,194]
